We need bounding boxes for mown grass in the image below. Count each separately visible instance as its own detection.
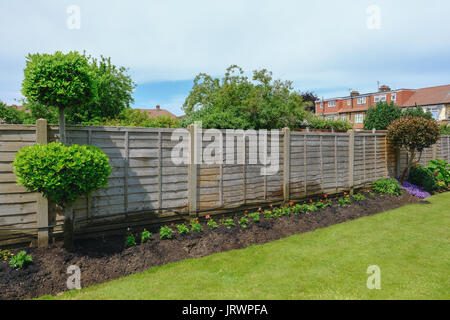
[41,192,450,300]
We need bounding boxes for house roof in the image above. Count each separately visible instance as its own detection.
[136,107,177,119]
[401,84,450,107]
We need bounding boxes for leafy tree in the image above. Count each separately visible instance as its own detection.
[25,101,59,124]
[0,102,32,124]
[101,108,180,128]
[182,65,308,130]
[364,102,402,130]
[65,55,136,124]
[440,124,450,135]
[387,117,440,183]
[403,106,433,119]
[22,51,95,143]
[300,91,319,112]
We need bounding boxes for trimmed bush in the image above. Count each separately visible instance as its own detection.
[373,178,403,195]
[387,117,440,183]
[408,166,437,193]
[13,142,111,205]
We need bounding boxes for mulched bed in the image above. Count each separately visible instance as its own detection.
[0,192,421,300]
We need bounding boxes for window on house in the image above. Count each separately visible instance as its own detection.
[320,102,324,108]
[328,101,336,108]
[347,99,351,106]
[341,115,347,121]
[374,95,387,103]
[355,114,364,123]
[430,108,439,120]
[391,93,396,102]
[357,97,367,105]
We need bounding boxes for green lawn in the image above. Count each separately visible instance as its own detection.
[41,192,450,300]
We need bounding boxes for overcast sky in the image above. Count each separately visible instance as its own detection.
[1,0,449,115]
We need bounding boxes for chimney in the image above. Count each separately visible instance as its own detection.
[379,85,391,92]
[156,105,161,110]
[350,90,360,97]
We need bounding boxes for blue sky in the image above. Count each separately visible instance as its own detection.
[1,0,449,116]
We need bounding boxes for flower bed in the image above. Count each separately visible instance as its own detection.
[0,190,422,300]
[398,180,431,199]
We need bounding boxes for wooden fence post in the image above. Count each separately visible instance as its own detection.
[188,124,198,216]
[36,119,49,248]
[282,127,290,203]
[395,148,401,178]
[348,130,355,195]
[432,142,438,160]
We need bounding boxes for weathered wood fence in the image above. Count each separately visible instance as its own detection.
[1,121,449,247]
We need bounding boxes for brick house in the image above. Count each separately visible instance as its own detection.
[315,84,450,129]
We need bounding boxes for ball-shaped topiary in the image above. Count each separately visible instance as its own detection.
[13,142,111,206]
[387,117,440,153]
[387,117,440,183]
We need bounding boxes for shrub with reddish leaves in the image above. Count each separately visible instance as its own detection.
[387,117,440,182]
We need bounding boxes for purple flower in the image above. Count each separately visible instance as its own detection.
[396,179,431,199]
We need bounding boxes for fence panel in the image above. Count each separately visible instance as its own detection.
[1,122,449,247]
[0,125,39,245]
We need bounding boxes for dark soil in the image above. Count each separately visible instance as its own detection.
[0,192,420,300]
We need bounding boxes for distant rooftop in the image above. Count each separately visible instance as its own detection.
[136,105,177,119]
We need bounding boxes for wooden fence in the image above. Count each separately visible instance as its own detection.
[1,121,449,247]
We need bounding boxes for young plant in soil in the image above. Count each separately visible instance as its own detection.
[352,193,367,202]
[0,249,13,262]
[160,226,173,240]
[9,251,32,270]
[206,215,218,229]
[141,229,152,243]
[281,207,291,216]
[338,196,352,207]
[239,216,250,228]
[176,224,190,236]
[224,219,236,229]
[125,233,137,247]
[264,210,274,219]
[190,218,203,232]
[291,204,301,215]
[249,212,260,222]
[315,199,332,210]
[273,207,283,218]
[305,203,318,214]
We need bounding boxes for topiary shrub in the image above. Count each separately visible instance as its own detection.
[387,117,440,183]
[13,142,111,206]
[373,178,403,195]
[408,166,437,193]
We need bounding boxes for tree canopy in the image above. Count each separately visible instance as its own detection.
[22,51,95,111]
[387,116,440,182]
[182,65,308,129]
[364,102,433,130]
[21,51,135,126]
